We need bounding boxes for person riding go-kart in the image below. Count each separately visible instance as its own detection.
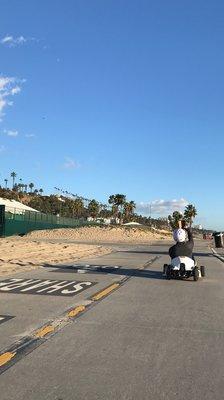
[164,220,205,281]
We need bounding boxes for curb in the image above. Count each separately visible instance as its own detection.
[211,248,224,263]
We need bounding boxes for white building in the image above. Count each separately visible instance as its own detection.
[0,197,39,214]
[87,216,120,225]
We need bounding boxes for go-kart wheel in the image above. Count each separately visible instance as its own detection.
[163,264,168,275]
[200,266,205,277]
[193,267,199,281]
[166,266,171,280]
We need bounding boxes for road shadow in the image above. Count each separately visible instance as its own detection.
[123,250,212,257]
[43,263,165,280]
[43,264,201,282]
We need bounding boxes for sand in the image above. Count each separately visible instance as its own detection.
[27,225,171,243]
[0,226,171,277]
[0,237,112,277]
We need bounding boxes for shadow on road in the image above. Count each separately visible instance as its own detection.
[43,264,201,282]
[43,264,165,280]
[122,250,212,257]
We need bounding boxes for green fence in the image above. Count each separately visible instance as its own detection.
[0,205,90,237]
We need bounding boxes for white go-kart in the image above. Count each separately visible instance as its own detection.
[163,256,205,281]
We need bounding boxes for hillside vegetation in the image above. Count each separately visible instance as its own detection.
[0,187,169,230]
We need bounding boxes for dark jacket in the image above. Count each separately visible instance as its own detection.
[169,228,194,259]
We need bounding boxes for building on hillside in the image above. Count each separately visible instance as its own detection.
[87,216,120,225]
[0,197,39,214]
[194,224,203,230]
[123,222,142,226]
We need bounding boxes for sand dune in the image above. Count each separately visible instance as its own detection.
[27,225,171,243]
[0,226,171,277]
[0,237,111,277]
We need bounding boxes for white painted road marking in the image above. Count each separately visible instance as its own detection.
[0,315,14,325]
[57,264,121,273]
[0,278,96,296]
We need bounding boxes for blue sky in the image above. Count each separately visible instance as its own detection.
[0,0,223,229]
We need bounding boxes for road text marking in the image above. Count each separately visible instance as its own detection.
[55,264,121,274]
[0,315,14,325]
[0,278,96,296]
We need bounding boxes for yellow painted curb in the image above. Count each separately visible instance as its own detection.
[35,325,54,338]
[92,283,120,301]
[67,305,86,318]
[0,352,16,367]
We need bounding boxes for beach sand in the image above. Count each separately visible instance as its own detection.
[0,226,171,277]
[0,237,112,277]
[27,225,171,243]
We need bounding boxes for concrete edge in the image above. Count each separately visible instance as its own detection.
[211,247,224,263]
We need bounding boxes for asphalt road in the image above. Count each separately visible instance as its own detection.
[0,239,223,400]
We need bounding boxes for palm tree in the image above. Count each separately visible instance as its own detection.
[10,171,17,189]
[168,211,183,229]
[123,200,136,222]
[88,199,100,218]
[13,183,19,192]
[4,179,8,189]
[184,204,197,227]
[21,184,25,193]
[29,183,34,193]
[39,188,43,196]
[19,178,23,191]
[108,194,126,223]
[69,198,84,218]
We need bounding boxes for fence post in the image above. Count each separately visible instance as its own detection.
[0,205,6,237]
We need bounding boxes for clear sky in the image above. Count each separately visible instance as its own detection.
[0,0,223,229]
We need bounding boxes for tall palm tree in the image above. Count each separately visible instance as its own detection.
[10,171,17,189]
[184,204,197,227]
[72,198,84,217]
[123,200,136,222]
[88,199,100,218]
[108,194,126,223]
[39,188,43,196]
[29,182,34,193]
[4,179,8,189]
[168,211,183,229]
[17,179,23,192]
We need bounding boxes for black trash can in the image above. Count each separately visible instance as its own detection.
[214,232,223,248]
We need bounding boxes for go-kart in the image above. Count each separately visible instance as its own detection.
[163,256,205,281]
